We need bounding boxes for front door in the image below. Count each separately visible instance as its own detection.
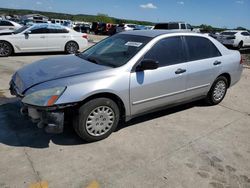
[14,25,48,52]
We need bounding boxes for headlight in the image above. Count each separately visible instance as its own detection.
[22,87,66,106]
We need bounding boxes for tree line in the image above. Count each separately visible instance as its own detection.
[0,8,248,31]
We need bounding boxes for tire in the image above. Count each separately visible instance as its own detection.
[238,41,243,50]
[206,76,228,105]
[0,41,13,57]
[73,98,120,142]
[65,41,79,54]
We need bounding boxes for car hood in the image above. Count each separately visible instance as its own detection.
[12,55,111,94]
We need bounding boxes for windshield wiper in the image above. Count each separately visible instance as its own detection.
[76,54,116,68]
[87,57,100,65]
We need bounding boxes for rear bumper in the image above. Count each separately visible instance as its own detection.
[220,40,238,47]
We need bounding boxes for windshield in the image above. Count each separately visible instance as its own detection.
[13,26,29,34]
[78,34,152,68]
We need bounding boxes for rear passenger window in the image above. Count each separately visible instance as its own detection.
[144,37,186,67]
[185,36,221,61]
[241,32,250,36]
[47,25,69,33]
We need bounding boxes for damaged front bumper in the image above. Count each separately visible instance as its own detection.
[10,79,77,133]
[21,105,65,134]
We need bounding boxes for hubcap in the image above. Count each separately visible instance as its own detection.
[67,42,78,53]
[0,42,10,56]
[85,106,115,136]
[213,80,226,101]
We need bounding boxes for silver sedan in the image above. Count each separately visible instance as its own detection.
[10,30,243,142]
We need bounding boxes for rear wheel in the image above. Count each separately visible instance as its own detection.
[0,41,13,57]
[65,41,79,54]
[73,98,120,142]
[206,76,228,105]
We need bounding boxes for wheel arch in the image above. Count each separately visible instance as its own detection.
[76,92,126,121]
[217,73,231,88]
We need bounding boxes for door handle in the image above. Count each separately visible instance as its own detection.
[213,61,221,65]
[40,36,46,39]
[175,68,186,74]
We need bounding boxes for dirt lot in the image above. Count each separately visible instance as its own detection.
[0,42,250,188]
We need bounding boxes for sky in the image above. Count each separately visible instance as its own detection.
[0,0,249,29]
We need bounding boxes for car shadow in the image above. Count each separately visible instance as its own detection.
[0,100,86,148]
[0,99,208,148]
[117,100,206,131]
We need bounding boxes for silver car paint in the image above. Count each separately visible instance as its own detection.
[11,31,243,121]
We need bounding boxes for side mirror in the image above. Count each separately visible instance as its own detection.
[24,30,31,35]
[136,59,159,72]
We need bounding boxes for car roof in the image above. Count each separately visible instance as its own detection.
[121,30,192,38]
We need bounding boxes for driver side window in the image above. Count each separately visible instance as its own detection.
[30,25,48,34]
[144,36,186,67]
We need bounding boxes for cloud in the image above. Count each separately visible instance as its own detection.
[140,3,157,9]
[235,0,244,4]
[177,1,185,5]
[36,1,42,5]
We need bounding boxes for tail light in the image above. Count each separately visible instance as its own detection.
[82,34,88,39]
[240,55,244,64]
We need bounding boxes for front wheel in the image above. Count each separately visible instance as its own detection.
[73,98,120,142]
[65,41,79,54]
[0,41,13,57]
[206,76,228,105]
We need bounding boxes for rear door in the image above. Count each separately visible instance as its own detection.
[130,36,188,116]
[46,25,70,51]
[183,36,223,98]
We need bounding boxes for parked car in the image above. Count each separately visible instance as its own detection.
[116,23,136,33]
[91,22,116,35]
[0,20,22,30]
[10,30,243,142]
[154,22,193,31]
[73,24,91,33]
[217,30,250,49]
[144,26,154,30]
[0,23,88,57]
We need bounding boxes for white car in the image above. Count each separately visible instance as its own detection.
[0,23,88,57]
[0,20,22,30]
[116,23,136,33]
[217,30,250,49]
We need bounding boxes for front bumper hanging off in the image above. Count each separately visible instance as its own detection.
[21,105,65,134]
